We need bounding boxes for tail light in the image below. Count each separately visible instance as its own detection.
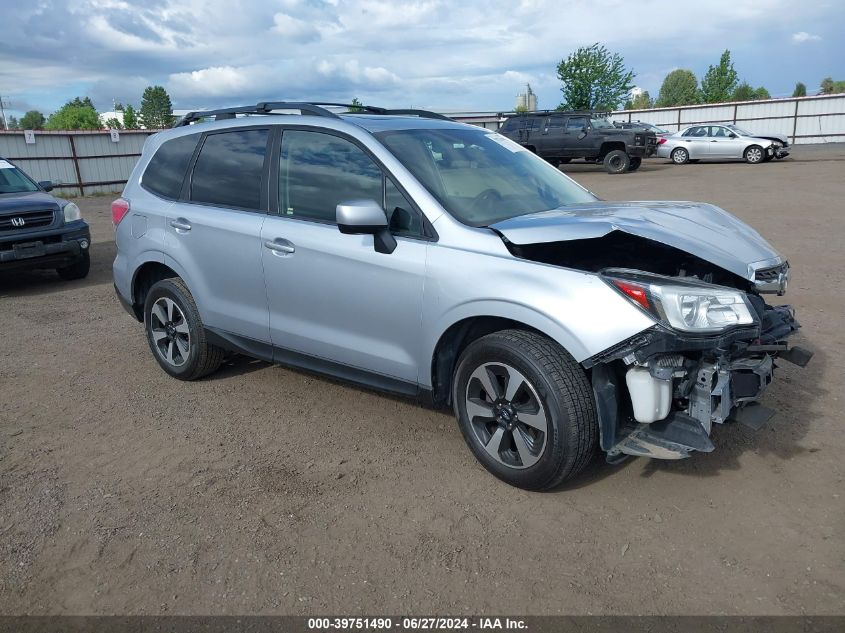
[112,198,130,227]
[658,138,667,145]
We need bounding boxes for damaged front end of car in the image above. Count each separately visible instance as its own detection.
[492,201,812,461]
[583,269,811,460]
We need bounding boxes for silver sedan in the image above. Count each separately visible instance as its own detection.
[657,124,777,164]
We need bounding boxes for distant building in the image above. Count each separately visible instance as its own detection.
[98,110,124,128]
[515,84,537,111]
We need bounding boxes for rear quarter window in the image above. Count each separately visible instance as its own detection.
[142,134,199,200]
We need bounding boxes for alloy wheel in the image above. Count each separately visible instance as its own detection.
[746,147,763,163]
[464,362,548,469]
[149,297,191,367]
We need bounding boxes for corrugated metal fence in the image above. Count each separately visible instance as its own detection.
[611,93,845,144]
[0,129,159,196]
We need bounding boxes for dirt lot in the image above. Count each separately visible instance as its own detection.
[1,145,843,616]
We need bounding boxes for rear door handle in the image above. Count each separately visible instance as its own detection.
[169,218,192,232]
[264,238,295,255]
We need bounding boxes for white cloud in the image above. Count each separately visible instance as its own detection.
[1,0,841,113]
[271,13,321,43]
[791,31,821,43]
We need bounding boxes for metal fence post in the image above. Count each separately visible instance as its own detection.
[68,134,84,197]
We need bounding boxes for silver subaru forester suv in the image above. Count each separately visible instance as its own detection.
[113,102,810,490]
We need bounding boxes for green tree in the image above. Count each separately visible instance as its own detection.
[349,97,364,112]
[700,50,739,103]
[19,110,45,129]
[629,90,653,110]
[7,115,19,129]
[732,82,755,101]
[140,85,174,129]
[752,86,770,100]
[114,102,124,111]
[105,117,123,130]
[45,97,100,130]
[123,104,138,129]
[820,77,845,94]
[514,104,528,114]
[792,82,807,97]
[556,43,635,111]
[656,69,699,106]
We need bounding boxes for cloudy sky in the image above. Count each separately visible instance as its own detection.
[0,0,842,117]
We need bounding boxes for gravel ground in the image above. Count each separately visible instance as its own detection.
[1,144,843,616]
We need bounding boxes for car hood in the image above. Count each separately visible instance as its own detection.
[748,133,788,145]
[490,201,782,280]
[0,191,62,214]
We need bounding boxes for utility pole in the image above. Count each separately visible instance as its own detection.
[0,94,9,130]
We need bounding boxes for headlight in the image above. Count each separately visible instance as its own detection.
[63,201,82,223]
[604,270,756,333]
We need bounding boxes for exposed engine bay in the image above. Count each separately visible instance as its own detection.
[504,230,812,461]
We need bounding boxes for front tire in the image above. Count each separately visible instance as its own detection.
[143,278,224,380]
[744,145,764,164]
[671,147,690,164]
[628,157,643,171]
[56,250,90,280]
[452,330,597,490]
[603,150,630,174]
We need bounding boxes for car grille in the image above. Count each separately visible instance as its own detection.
[755,262,788,282]
[0,209,55,232]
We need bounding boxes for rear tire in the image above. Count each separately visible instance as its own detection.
[143,278,224,380]
[628,157,642,171]
[671,147,690,165]
[452,330,597,490]
[56,250,90,281]
[603,150,630,174]
[744,145,764,164]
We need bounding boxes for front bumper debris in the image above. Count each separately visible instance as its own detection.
[589,299,812,462]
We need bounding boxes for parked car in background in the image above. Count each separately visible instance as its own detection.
[499,111,658,174]
[0,157,90,280]
[657,125,783,165]
[725,124,790,160]
[614,121,671,136]
[113,101,809,490]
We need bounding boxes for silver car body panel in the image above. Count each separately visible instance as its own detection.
[114,114,784,390]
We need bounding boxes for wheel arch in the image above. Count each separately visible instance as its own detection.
[598,141,626,159]
[130,259,182,321]
[428,306,588,407]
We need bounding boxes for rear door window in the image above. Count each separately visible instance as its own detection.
[189,129,269,210]
[142,134,200,200]
[566,117,587,131]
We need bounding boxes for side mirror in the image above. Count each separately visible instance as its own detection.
[728,133,737,138]
[38,180,54,192]
[336,199,397,254]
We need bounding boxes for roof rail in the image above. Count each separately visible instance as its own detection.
[173,102,340,127]
[296,103,451,120]
[497,109,608,118]
[173,101,451,127]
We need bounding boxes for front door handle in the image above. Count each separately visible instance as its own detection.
[264,238,295,255]
[169,218,192,232]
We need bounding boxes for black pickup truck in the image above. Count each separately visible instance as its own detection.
[0,157,90,280]
[499,111,658,174]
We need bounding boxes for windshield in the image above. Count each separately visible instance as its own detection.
[0,160,39,194]
[590,117,615,129]
[376,128,596,226]
[728,125,754,136]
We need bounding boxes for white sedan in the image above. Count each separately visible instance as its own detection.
[657,124,782,165]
